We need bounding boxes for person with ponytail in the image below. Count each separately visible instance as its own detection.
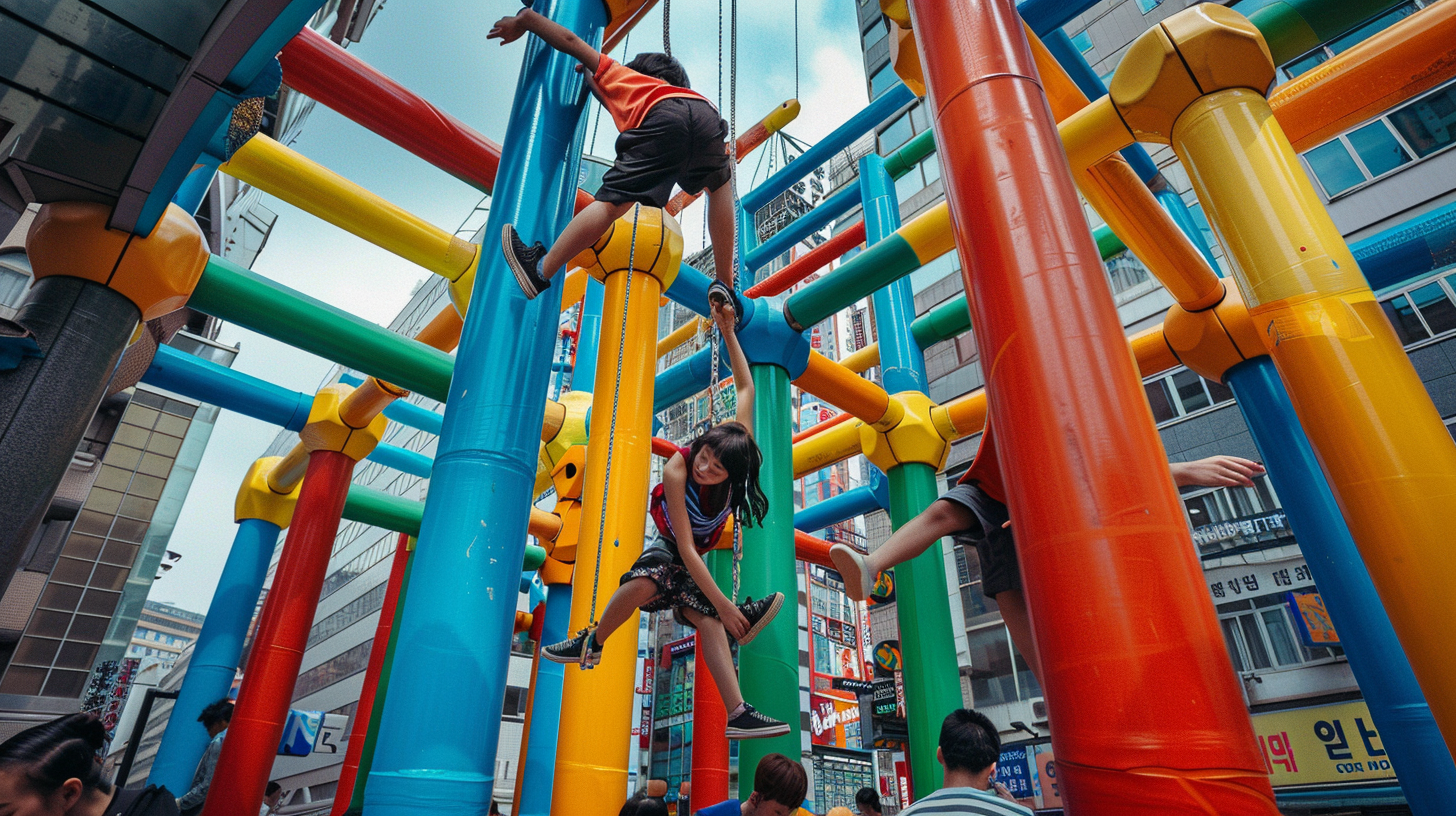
[544,299,788,740]
[0,712,178,815]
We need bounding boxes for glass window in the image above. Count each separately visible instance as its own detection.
[909,103,929,134]
[1381,294,1430,344]
[1237,614,1272,670]
[1346,121,1411,177]
[894,166,922,203]
[1328,4,1418,54]
[1135,0,1162,12]
[1281,50,1328,81]
[1410,281,1456,335]
[1304,140,1366,197]
[0,256,30,308]
[1261,608,1303,666]
[1069,30,1093,54]
[863,18,888,50]
[870,64,900,100]
[1145,379,1176,423]
[1389,84,1456,159]
[1207,377,1235,405]
[1172,369,1211,413]
[966,626,1017,706]
[879,113,914,154]
[921,155,941,186]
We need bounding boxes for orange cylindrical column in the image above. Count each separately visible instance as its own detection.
[202,450,355,816]
[908,1,1278,813]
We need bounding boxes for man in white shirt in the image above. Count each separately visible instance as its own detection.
[899,709,1033,816]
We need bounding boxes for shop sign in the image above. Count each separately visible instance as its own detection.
[639,698,652,749]
[994,745,1034,800]
[1288,591,1340,646]
[869,569,895,604]
[872,678,897,716]
[873,641,902,675]
[1252,700,1396,785]
[894,760,911,806]
[1204,558,1314,601]
[810,694,862,748]
[834,678,875,695]
[666,636,696,658]
[638,657,655,694]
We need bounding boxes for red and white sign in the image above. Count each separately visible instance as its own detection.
[895,759,912,806]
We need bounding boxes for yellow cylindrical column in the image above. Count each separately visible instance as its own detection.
[554,206,682,816]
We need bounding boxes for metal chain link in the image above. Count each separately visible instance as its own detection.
[662,0,671,57]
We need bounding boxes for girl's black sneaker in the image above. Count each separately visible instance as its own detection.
[733,593,784,645]
[725,703,790,740]
[502,224,549,299]
[543,627,602,668]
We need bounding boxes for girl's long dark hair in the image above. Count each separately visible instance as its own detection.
[0,712,111,797]
[689,421,769,527]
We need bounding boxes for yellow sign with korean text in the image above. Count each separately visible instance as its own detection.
[1252,701,1396,786]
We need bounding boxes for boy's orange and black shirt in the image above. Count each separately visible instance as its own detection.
[590,55,713,133]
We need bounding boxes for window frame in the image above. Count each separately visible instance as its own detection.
[1301,77,1456,200]
[1378,270,1456,350]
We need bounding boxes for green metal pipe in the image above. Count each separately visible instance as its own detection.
[884,129,937,180]
[343,548,414,816]
[736,365,803,785]
[1093,223,1125,259]
[341,486,545,569]
[190,256,455,402]
[910,297,973,350]
[785,234,921,330]
[1234,0,1408,64]
[888,463,963,796]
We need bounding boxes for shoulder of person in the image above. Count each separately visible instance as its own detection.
[110,785,182,816]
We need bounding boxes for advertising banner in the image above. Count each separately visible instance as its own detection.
[810,693,863,749]
[1252,700,1396,785]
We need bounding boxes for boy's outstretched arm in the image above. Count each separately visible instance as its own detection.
[714,302,754,433]
[488,7,602,68]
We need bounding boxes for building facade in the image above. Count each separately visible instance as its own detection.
[126,601,206,666]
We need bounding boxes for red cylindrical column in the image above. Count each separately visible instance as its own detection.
[745,222,866,298]
[907,1,1278,813]
[328,532,411,816]
[202,450,356,816]
[689,632,729,810]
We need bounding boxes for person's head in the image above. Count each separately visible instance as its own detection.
[618,791,667,816]
[264,781,283,809]
[0,713,113,816]
[198,698,233,737]
[853,787,881,815]
[625,53,690,88]
[937,708,1001,786]
[744,753,807,816]
[689,422,768,527]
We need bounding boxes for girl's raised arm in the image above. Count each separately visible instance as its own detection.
[713,302,754,434]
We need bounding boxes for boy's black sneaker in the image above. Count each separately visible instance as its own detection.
[725,703,791,740]
[502,224,550,299]
[733,592,783,646]
[543,627,602,668]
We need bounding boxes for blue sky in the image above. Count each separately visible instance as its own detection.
[153,0,870,612]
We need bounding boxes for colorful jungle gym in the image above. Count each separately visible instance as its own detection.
[4,0,1456,813]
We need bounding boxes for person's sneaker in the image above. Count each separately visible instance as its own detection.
[725,703,791,740]
[542,627,602,667]
[830,544,874,603]
[501,224,550,299]
[733,593,783,645]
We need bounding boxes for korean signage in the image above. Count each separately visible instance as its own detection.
[1204,558,1314,602]
[1288,591,1340,646]
[1253,700,1396,785]
[994,745,1033,799]
[992,744,1060,810]
[810,694,863,748]
[1192,509,1290,548]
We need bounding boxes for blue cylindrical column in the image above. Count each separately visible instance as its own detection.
[1226,357,1456,815]
[515,584,572,816]
[1154,187,1219,270]
[574,277,605,387]
[148,518,280,793]
[363,0,607,811]
[794,483,886,533]
[863,156,926,395]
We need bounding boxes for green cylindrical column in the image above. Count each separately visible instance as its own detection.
[343,552,414,816]
[887,463,962,795]
[736,364,802,787]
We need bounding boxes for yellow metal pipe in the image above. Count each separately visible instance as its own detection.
[1175,87,1456,741]
[896,202,955,264]
[793,351,896,427]
[841,344,880,374]
[656,317,706,359]
[338,377,407,429]
[793,414,865,479]
[554,225,678,816]
[1059,97,1137,178]
[266,443,310,494]
[220,134,478,283]
[560,267,588,313]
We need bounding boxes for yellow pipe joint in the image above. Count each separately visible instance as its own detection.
[858,392,952,472]
[1059,96,1136,173]
[235,457,302,528]
[574,205,684,290]
[540,555,575,586]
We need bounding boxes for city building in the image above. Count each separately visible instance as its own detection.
[126,601,206,666]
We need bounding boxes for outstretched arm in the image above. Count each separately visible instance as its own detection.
[663,455,749,638]
[714,301,755,433]
[1170,455,1265,487]
[488,7,602,68]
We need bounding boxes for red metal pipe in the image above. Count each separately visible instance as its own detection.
[909,0,1278,812]
[791,409,853,444]
[328,532,411,816]
[745,222,866,298]
[202,450,356,816]
[651,437,681,459]
[793,530,834,569]
[689,632,729,809]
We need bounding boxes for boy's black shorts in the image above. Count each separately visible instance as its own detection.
[939,482,1019,597]
[597,98,732,209]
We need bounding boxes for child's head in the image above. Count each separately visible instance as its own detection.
[744,753,807,816]
[626,53,690,88]
[689,422,768,527]
[854,787,881,815]
[938,708,1001,777]
[0,713,112,813]
[618,791,667,816]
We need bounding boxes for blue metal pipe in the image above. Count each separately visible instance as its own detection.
[1154,187,1220,270]
[148,518,280,793]
[794,483,888,533]
[744,185,860,273]
[515,583,572,816]
[366,444,433,479]
[740,83,915,215]
[364,0,606,810]
[663,262,722,319]
[1226,357,1456,814]
[653,344,719,414]
[862,156,926,394]
[143,344,313,432]
[574,277,605,388]
[1353,199,1456,292]
[339,372,444,435]
[172,161,220,216]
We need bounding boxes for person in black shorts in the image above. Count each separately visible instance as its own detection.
[490,5,740,311]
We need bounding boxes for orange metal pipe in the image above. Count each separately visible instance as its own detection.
[792,351,893,426]
[911,0,1278,810]
[793,530,834,569]
[745,222,867,298]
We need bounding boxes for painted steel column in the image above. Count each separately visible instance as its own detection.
[202,450,357,816]
[330,534,412,816]
[574,277,606,387]
[364,1,606,811]
[553,207,677,815]
[515,583,571,816]
[735,365,802,787]
[148,517,283,793]
[689,552,732,809]
[860,154,958,794]
[1226,358,1456,815]
[344,550,416,816]
[909,1,1279,811]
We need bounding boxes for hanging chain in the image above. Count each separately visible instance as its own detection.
[586,205,643,637]
[729,0,743,605]
[794,0,800,100]
[662,0,671,57]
